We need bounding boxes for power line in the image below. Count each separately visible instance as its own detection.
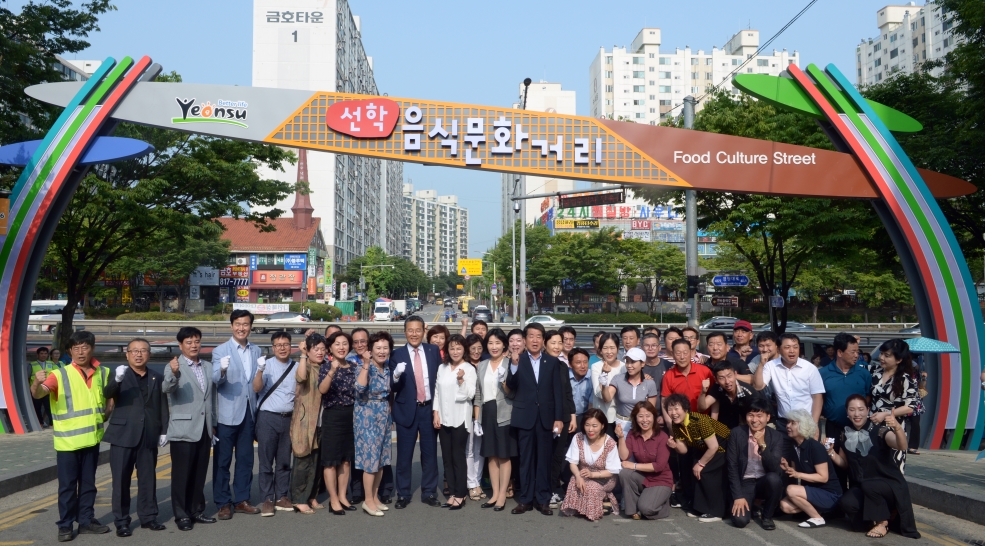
[666,0,820,116]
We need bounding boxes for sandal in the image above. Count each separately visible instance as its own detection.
[631,513,642,520]
[799,518,826,528]
[866,523,888,538]
[469,487,486,500]
[506,481,515,498]
[907,448,920,455]
[309,499,325,510]
[294,504,315,514]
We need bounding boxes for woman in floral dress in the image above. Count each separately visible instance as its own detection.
[559,408,621,520]
[869,339,917,472]
[354,332,393,517]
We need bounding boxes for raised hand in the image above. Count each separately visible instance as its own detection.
[456,367,465,384]
[115,365,127,382]
[169,357,180,375]
[220,356,230,372]
[884,412,901,430]
[701,378,711,393]
[34,370,47,384]
[393,362,406,380]
[496,364,507,382]
[256,356,267,373]
[615,424,624,439]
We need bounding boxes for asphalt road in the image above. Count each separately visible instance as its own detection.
[1,441,982,546]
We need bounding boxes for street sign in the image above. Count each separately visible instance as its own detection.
[712,275,750,287]
[558,190,625,209]
[457,258,483,276]
[491,283,497,290]
[491,287,498,296]
[456,284,464,290]
[770,295,785,308]
[711,296,738,308]
[464,275,471,281]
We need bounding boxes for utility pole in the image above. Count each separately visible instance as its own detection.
[512,187,519,323]
[519,77,531,325]
[683,95,700,328]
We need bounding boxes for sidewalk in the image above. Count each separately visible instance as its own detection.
[0,429,110,498]
[904,449,984,524]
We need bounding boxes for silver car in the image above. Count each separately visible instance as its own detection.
[525,315,565,328]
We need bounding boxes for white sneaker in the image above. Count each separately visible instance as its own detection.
[549,493,562,508]
[698,513,721,523]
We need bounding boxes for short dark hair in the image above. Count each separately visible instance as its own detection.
[485,328,508,348]
[544,329,561,343]
[778,333,801,346]
[69,331,96,348]
[641,333,660,344]
[671,338,691,352]
[706,331,727,344]
[36,347,49,356]
[351,327,369,339]
[845,393,867,409]
[592,330,606,342]
[620,326,640,338]
[642,326,661,337]
[325,324,342,335]
[664,326,683,338]
[681,326,699,338]
[127,338,150,351]
[523,322,545,338]
[559,325,577,339]
[755,331,779,346]
[465,333,484,351]
[596,332,620,352]
[404,315,426,331]
[177,327,202,343]
[744,395,774,417]
[446,334,467,363]
[471,320,488,332]
[508,328,524,340]
[271,331,291,344]
[229,309,254,325]
[833,332,858,353]
[326,331,352,355]
[368,331,394,353]
[711,359,735,376]
[582,407,609,430]
[663,392,690,413]
[305,333,327,351]
[569,347,590,363]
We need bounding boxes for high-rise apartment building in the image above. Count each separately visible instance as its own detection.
[402,183,468,276]
[251,0,403,279]
[589,28,799,124]
[854,2,959,86]
[500,82,578,234]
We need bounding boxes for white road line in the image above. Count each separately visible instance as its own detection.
[775,521,830,546]
[738,526,783,546]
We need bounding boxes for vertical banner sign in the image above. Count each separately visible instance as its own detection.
[324,259,332,297]
[0,197,8,236]
[307,248,317,277]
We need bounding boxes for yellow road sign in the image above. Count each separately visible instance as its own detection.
[457,259,482,276]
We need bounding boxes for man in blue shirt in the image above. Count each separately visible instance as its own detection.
[819,333,871,441]
[568,348,594,429]
[252,332,297,517]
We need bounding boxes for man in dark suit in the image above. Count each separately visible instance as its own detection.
[506,323,564,515]
[726,396,784,530]
[389,316,442,509]
[102,338,169,537]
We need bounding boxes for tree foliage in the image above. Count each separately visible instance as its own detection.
[340,246,429,301]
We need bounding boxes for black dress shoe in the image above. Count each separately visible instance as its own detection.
[379,496,392,505]
[422,496,442,507]
[441,501,452,508]
[58,527,73,542]
[78,521,110,534]
[511,503,532,514]
[394,498,410,509]
[191,514,216,524]
[116,526,132,537]
[538,504,554,516]
[481,501,496,509]
[175,518,193,531]
[341,504,357,512]
[493,505,506,512]
[760,517,776,530]
[140,521,166,531]
[329,508,346,516]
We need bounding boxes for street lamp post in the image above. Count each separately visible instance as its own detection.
[359,263,394,320]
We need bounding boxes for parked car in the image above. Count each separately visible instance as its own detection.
[472,306,493,323]
[699,316,738,330]
[898,323,921,334]
[525,315,565,328]
[251,312,311,334]
[753,321,815,332]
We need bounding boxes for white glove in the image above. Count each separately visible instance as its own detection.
[115,365,127,382]
[496,365,507,382]
[256,356,267,372]
[598,372,611,387]
[393,362,406,380]
[473,421,484,436]
[220,356,230,371]
[158,435,167,447]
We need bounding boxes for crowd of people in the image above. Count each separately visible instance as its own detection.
[30,313,924,541]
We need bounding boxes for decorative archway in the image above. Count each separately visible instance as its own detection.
[1,56,980,449]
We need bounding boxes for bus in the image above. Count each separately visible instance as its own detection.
[30,300,85,332]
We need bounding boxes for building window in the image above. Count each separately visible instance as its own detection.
[649,80,655,85]
[605,56,612,64]
[890,48,898,58]
[605,85,613,92]
[632,85,645,92]
[648,53,655,58]
[690,58,699,65]
[659,85,671,93]
[605,71,612,78]
[648,66,655,72]
[633,99,645,105]
[649,107,656,113]
[746,68,753,73]
[889,34,897,43]
[705,73,713,80]
[912,37,919,47]
[632,57,644,64]
[659,71,671,78]
[659,99,672,106]
[757,59,769,66]
[633,71,645,78]
[690,86,699,93]
[874,58,881,67]
[659,57,670,65]
[874,43,881,52]
[705,58,712,65]
[690,72,698,79]
[649,94,655,99]
[635,113,645,119]
[732,58,740,65]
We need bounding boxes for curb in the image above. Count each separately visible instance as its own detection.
[907,475,985,525]
[0,444,111,499]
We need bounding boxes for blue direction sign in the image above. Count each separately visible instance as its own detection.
[712,275,750,287]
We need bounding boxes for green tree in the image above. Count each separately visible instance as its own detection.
[639,241,686,313]
[0,0,115,152]
[44,73,294,350]
[485,220,554,294]
[342,246,429,302]
[549,228,622,307]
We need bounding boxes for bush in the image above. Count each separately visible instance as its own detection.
[288,302,342,322]
[116,312,229,321]
[554,312,656,324]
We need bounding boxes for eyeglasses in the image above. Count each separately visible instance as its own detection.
[128,349,149,355]
[683,336,698,341]
[273,344,292,349]
[353,339,368,345]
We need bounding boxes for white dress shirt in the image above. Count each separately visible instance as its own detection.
[590,361,625,422]
[483,362,500,400]
[565,433,622,474]
[407,343,431,402]
[433,363,477,428]
[509,351,543,383]
[760,357,826,418]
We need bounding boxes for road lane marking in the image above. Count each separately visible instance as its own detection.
[774,521,833,546]
[738,526,783,546]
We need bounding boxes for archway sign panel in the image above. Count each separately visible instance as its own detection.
[1,58,980,450]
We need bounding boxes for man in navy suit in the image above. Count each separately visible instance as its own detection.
[389,316,442,509]
[506,322,564,515]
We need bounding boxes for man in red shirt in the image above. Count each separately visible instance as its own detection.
[661,339,715,430]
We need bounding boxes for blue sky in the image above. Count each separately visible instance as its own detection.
[41,0,915,255]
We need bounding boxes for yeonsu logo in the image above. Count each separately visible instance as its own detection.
[173,98,249,128]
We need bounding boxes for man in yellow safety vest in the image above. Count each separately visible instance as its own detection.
[31,331,112,542]
[29,346,56,428]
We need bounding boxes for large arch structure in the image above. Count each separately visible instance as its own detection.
[0,56,980,449]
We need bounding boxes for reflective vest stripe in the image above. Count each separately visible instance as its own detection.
[50,365,106,450]
[53,425,98,437]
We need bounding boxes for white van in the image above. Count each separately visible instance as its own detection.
[30,300,85,331]
[372,302,393,322]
